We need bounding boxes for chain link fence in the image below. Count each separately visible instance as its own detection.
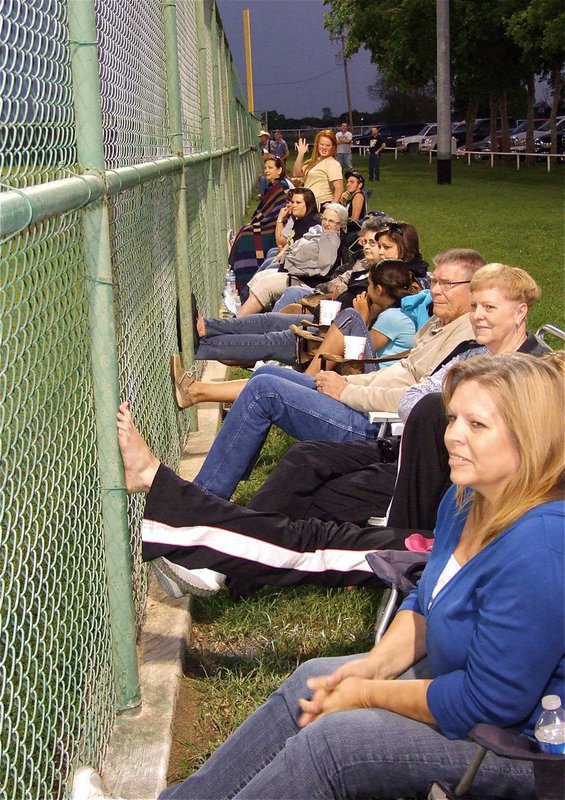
[0,1,259,797]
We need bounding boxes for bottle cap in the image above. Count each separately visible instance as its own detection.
[541,695,561,710]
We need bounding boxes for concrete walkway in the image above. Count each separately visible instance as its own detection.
[102,361,229,799]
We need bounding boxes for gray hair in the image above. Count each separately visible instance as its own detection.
[433,248,486,278]
[323,202,349,231]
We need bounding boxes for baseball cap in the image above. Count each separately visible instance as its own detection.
[344,170,365,186]
[258,130,270,137]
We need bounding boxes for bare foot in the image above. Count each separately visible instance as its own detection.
[196,314,206,338]
[117,402,160,493]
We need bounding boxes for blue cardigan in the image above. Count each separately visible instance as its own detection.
[400,486,565,740]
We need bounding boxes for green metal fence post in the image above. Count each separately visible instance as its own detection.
[211,4,228,301]
[67,0,140,710]
[196,0,221,303]
[163,0,198,429]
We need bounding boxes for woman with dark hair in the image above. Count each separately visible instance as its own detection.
[228,155,292,295]
[300,259,423,375]
[254,187,320,275]
[293,129,343,207]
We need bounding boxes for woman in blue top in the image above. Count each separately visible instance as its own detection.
[153,353,563,799]
[300,258,425,375]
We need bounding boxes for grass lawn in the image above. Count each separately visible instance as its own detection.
[167,157,564,785]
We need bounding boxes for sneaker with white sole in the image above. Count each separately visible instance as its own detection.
[152,557,226,598]
[71,767,124,800]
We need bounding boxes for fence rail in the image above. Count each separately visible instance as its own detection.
[0,1,258,797]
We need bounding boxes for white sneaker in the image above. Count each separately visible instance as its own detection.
[152,557,226,598]
[71,767,124,800]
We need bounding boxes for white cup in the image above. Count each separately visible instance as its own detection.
[319,299,342,326]
[343,335,367,360]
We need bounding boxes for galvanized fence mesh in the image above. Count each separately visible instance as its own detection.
[0,1,259,797]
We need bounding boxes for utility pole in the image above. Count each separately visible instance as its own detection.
[436,0,451,184]
[335,36,353,128]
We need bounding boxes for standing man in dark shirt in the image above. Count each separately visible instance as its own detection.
[368,125,386,181]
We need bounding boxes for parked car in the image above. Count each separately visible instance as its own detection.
[352,122,425,149]
[510,117,562,152]
[420,121,463,153]
[396,123,436,154]
[452,117,517,146]
[534,126,565,162]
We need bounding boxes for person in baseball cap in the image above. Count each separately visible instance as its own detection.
[343,171,367,221]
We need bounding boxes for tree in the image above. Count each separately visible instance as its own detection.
[369,77,437,122]
[323,0,535,150]
[505,0,565,154]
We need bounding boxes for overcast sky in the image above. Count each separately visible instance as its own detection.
[216,0,379,119]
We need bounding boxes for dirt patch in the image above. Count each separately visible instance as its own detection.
[167,666,213,785]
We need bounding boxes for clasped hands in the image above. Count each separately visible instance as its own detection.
[297,657,379,728]
[314,370,347,400]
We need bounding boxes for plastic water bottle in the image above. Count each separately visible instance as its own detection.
[223,269,239,315]
[226,268,236,296]
[534,695,565,754]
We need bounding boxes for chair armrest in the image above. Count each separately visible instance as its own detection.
[470,724,565,762]
[319,350,411,373]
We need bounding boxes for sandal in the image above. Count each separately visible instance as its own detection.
[289,324,324,343]
[170,355,195,409]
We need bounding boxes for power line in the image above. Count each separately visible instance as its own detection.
[246,66,340,87]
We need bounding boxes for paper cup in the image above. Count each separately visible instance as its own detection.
[319,299,342,326]
[343,335,367,360]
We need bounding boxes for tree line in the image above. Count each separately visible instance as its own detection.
[323,0,564,154]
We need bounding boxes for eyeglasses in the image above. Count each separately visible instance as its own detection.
[428,274,471,291]
[321,216,341,226]
[358,238,379,248]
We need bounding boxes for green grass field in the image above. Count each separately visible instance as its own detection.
[352,154,563,333]
[167,157,564,783]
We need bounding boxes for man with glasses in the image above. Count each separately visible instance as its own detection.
[190,249,486,501]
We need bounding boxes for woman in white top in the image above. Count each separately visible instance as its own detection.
[293,129,343,207]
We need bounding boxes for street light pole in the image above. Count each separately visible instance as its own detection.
[436,0,451,184]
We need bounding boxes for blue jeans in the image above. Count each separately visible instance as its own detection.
[258,175,268,195]
[368,152,380,180]
[272,285,314,311]
[195,313,312,365]
[194,365,382,499]
[159,656,534,799]
[336,152,353,171]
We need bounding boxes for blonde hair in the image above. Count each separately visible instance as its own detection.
[303,129,338,174]
[470,263,541,307]
[443,353,564,546]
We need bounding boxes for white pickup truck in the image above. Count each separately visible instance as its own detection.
[396,123,437,154]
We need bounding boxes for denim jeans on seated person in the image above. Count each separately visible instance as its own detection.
[272,285,314,311]
[159,655,534,799]
[195,312,313,365]
[193,365,383,499]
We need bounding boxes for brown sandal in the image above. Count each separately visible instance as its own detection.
[170,355,195,409]
[289,324,324,343]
